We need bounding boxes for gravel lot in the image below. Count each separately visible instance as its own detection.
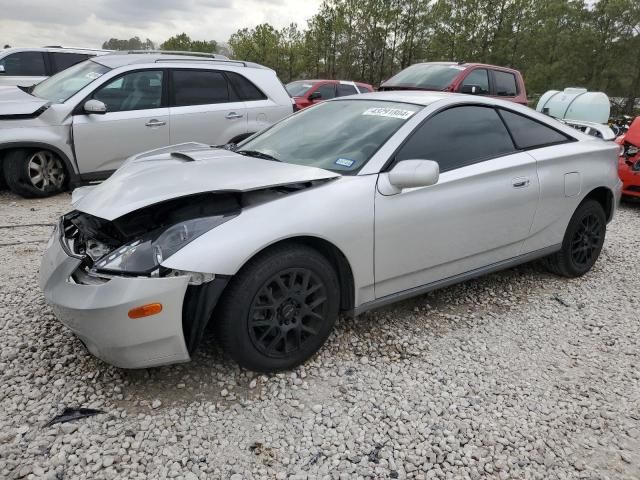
[1,190,639,480]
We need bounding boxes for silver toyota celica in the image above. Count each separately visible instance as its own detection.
[39,91,622,372]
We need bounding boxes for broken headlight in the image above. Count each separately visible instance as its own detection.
[92,215,234,275]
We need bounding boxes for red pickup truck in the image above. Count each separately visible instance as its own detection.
[379,62,528,106]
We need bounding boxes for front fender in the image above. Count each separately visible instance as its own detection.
[161,175,377,307]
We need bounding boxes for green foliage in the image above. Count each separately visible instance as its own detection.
[227,0,640,113]
[102,37,154,51]
[160,33,218,53]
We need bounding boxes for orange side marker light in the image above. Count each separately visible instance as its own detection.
[128,303,163,319]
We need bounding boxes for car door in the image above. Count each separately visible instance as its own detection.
[490,70,519,102]
[0,51,47,87]
[72,69,169,174]
[457,68,490,96]
[169,69,247,145]
[374,105,540,298]
[309,82,336,105]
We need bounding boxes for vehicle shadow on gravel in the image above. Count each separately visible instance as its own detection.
[115,260,562,408]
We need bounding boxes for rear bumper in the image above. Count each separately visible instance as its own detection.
[39,232,192,368]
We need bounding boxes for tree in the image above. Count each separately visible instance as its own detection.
[102,37,154,51]
[160,33,218,53]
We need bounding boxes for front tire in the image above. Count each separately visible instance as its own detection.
[216,244,340,372]
[3,149,67,198]
[544,199,606,277]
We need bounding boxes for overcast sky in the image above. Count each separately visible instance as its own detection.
[0,0,322,49]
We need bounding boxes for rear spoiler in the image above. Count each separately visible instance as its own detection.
[560,119,616,141]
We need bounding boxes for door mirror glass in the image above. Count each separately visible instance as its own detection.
[388,159,440,189]
[460,84,480,94]
[84,99,107,115]
[308,91,322,101]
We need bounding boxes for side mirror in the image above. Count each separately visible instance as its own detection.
[84,99,107,115]
[460,84,480,94]
[308,91,322,101]
[379,159,440,195]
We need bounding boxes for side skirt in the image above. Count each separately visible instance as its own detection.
[353,244,561,316]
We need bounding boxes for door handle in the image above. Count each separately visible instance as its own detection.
[225,112,243,120]
[512,178,530,188]
[145,119,166,127]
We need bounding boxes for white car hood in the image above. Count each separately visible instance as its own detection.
[0,86,50,117]
[74,145,340,220]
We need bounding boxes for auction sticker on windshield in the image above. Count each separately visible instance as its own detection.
[362,107,415,120]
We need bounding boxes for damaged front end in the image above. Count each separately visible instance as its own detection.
[60,192,241,354]
[58,181,329,355]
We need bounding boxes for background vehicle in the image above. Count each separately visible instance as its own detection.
[286,79,373,110]
[40,92,620,372]
[0,51,293,197]
[0,46,110,87]
[616,116,640,199]
[379,62,528,105]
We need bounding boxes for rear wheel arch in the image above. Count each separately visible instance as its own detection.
[583,186,614,222]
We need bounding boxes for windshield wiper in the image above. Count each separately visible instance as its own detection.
[236,150,282,162]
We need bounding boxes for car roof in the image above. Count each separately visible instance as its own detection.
[0,47,110,55]
[92,53,269,70]
[346,90,461,106]
[410,61,520,73]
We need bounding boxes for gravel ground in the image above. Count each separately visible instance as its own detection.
[1,190,639,480]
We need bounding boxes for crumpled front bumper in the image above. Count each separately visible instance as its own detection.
[39,230,191,369]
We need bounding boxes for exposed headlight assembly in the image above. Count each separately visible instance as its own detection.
[93,215,234,275]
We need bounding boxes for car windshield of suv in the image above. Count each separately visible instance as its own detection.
[32,60,110,103]
[286,81,317,97]
[237,100,422,174]
[383,63,463,90]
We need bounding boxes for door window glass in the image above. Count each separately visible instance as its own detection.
[396,106,516,172]
[92,70,163,112]
[172,70,229,106]
[499,109,572,149]
[493,71,518,96]
[226,72,266,101]
[51,53,91,74]
[337,84,358,97]
[460,69,489,94]
[315,83,335,100]
[0,51,46,76]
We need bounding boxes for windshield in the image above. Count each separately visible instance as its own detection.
[237,100,421,174]
[383,63,463,90]
[286,81,316,97]
[32,60,110,103]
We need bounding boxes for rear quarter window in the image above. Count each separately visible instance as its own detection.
[226,72,267,101]
[498,109,573,149]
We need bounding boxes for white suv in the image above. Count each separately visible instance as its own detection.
[0,46,110,87]
[0,52,294,197]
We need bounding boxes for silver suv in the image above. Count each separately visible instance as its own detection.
[0,52,294,197]
[0,46,110,87]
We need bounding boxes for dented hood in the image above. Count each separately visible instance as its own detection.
[74,144,340,220]
[0,86,49,117]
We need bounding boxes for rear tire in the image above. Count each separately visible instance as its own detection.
[3,149,67,198]
[216,244,340,372]
[544,199,606,277]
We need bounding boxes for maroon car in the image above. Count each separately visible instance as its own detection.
[379,62,528,106]
[286,79,374,111]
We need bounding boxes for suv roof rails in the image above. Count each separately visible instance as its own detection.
[125,50,230,59]
[153,58,248,67]
[43,46,107,51]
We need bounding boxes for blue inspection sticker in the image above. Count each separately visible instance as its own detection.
[335,158,355,168]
